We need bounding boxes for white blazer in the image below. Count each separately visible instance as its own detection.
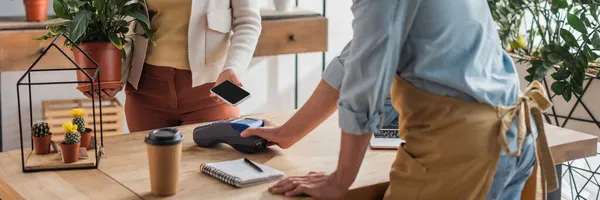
[122,0,262,89]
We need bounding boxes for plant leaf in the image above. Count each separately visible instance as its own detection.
[524,75,533,82]
[552,0,569,9]
[548,53,561,63]
[592,33,600,49]
[108,32,123,50]
[129,11,150,27]
[560,29,579,47]
[53,0,70,19]
[571,79,584,95]
[551,69,571,80]
[551,81,567,95]
[69,10,91,43]
[121,49,127,60]
[562,85,572,101]
[137,20,155,45]
[568,13,588,34]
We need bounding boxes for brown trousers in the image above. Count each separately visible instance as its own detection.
[124,64,239,132]
[383,76,557,200]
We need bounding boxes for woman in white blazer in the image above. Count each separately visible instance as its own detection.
[96,0,261,132]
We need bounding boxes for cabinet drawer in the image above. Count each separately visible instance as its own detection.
[254,17,328,57]
[0,30,74,72]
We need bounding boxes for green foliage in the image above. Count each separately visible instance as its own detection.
[488,0,600,102]
[73,117,86,133]
[35,0,154,59]
[32,121,51,138]
[64,131,81,145]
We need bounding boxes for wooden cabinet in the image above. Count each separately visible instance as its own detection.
[0,29,74,71]
[254,17,328,57]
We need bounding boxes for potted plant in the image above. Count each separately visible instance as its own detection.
[23,0,48,22]
[35,0,154,94]
[60,122,81,163]
[71,108,93,149]
[32,121,52,155]
[488,0,600,102]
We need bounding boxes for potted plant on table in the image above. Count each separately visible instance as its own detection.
[32,121,52,155]
[488,0,600,102]
[61,122,81,163]
[71,108,93,150]
[35,0,154,94]
[23,0,48,22]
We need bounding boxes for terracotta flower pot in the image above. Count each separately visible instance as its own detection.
[60,142,80,163]
[72,42,122,93]
[23,0,48,22]
[80,128,94,150]
[32,134,52,155]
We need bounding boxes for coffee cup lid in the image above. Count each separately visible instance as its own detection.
[145,127,184,146]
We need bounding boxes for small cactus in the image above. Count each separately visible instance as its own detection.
[62,122,80,144]
[32,121,51,137]
[70,108,86,133]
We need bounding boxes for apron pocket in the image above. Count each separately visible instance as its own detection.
[385,146,427,200]
[205,9,232,67]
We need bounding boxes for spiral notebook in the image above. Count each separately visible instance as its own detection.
[200,159,284,188]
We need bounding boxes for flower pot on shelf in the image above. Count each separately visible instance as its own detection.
[273,0,294,11]
[61,122,82,163]
[32,121,52,155]
[72,42,122,93]
[80,128,93,150]
[60,142,80,163]
[32,134,52,155]
[23,0,48,22]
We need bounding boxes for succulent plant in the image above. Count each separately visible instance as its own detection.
[62,122,80,144]
[70,108,86,133]
[32,121,51,137]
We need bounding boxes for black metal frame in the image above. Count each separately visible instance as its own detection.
[541,72,600,200]
[16,33,104,173]
[293,0,327,109]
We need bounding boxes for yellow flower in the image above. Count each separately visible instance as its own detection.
[70,108,85,117]
[62,122,78,133]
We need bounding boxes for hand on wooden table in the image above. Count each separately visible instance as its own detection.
[268,172,348,198]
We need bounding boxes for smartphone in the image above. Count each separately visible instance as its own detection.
[210,80,251,106]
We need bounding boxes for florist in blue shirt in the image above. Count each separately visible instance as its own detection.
[242,0,553,199]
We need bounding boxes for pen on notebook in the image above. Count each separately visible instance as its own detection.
[244,158,263,172]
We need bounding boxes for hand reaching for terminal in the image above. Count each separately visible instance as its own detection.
[240,120,300,149]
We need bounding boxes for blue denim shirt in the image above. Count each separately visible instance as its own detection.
[323,0,531,151]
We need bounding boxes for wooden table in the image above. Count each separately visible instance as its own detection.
[0,111,596,200]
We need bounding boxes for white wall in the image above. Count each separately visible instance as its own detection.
[1,0,354,151]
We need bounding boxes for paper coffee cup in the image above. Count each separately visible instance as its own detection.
[145,127,184,196]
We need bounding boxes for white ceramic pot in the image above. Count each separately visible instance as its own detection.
[273,0,294,12]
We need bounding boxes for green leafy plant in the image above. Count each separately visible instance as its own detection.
[35,0,154,60]
[488,0,600,101]
[32,121,51,137]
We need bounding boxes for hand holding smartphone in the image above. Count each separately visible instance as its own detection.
[210,80,251,106]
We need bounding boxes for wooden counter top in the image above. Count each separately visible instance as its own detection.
[0,111,596,200]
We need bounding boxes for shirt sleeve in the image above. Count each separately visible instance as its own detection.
[222,0,262,76]
[337,0,420,135]
[322,41,352,90]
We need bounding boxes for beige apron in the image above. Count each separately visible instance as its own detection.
[383,76,558,200]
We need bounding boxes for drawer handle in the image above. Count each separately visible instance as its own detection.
[288,34,295,42]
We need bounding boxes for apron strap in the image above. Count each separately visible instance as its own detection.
[497,81,558,196]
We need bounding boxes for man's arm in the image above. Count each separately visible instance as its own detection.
[332,0,420,189]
